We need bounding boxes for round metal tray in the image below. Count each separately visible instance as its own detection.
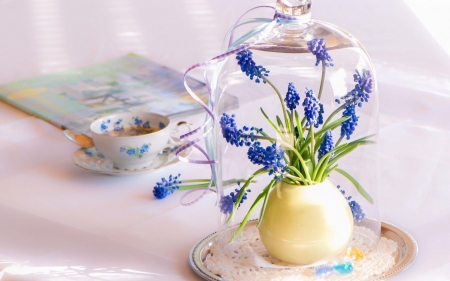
[189,221,417,281]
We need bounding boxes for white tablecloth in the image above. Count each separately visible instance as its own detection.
[0,0,449,280]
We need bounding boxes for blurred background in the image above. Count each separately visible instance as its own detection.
[0,0,450,280]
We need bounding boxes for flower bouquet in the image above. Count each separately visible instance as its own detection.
[153,37,375,265]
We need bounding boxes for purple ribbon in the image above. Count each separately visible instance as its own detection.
[177,6,298,205]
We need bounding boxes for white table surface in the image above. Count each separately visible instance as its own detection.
[0,0,450,280]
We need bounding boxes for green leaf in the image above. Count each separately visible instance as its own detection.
[323,104,346,127]
[335,168,374,204]
[230,182,272,242]
[257,181,276,228]
[287,165,308,183]
[313,154,330,181]
[227,168,267,223]
[276,115,285,133]
[300,116,350,155]
[294,110,303,140]
[322,164,338,181]
[260,107,284,137]
[328,140,375,167]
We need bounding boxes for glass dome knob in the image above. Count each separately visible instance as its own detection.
[276,0,312,16]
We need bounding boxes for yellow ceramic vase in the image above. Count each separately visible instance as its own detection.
[258,179,354,265]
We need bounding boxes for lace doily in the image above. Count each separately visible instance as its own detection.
[204,225,398,281]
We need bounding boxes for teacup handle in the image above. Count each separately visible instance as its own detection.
[169,121,193,145]
[160,121,192,155]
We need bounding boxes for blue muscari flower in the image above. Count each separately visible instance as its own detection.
[284,82,300,111]
[341,105,358,140]
[337,185,365,222]
[236,49,270,83]
[336,69,372,139]
[307,38,334,67]
[220,113,264,147]
[153,174,182,200]
[247,142,287,180]
[219,195,234,214]
[220,113,244,147]
[219,184,251,214]
[336,69,373,108]
[318,130,334,160]
[354,69,373,97]
[302,88,324,128]
[127,148,135,156]
[349,200,365,222]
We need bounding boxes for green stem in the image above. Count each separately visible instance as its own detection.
[315,154,331,181]
[318,60,326,100]
[227,169,267,222]
[278,140,312,184]
[230,180,274,242]
[260,107,285,139]
[287,165,308,183]
[284,173,305,185]
[336,135,344,146]
[178,178,256,190]
[323,104,346,127]
[257,180,276,228]
[310,124,315,166]
[263,77,290,133]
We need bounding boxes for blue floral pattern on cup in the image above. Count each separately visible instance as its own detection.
[119,143,151,158]
[100,119,111,133]
[113,119,123,131]
[100,119,125,133]
[133,117,143,127]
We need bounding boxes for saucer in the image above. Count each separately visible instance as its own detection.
[189,220,418,281]
[72,145,191,176]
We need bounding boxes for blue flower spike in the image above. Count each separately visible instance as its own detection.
[318,130,334,160]
[153,174,182,200]
[219,183,251,214]
[220,113,244,147]
[307,38,334,67]
[349,200,365,222]
[236,49,270,83]
[340,105,358,140]
[337,69,373,108]
[302,88,324,128]
[220,113,265,147]
[219,195,234,214]
[315,265,334,278]
[337,185,366,222]
[247,142,288,180]
[284,82,300,111]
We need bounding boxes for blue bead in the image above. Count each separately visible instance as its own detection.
[315,266,334,277]
[333,261,353,274]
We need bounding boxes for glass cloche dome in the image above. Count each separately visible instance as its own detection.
[204,0,382,279]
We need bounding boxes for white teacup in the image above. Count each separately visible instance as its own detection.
[90,112,179,170]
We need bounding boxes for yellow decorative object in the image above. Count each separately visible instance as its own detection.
[258,179,354,265]
[345,247,365,260]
